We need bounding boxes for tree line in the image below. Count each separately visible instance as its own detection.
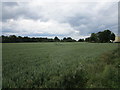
[0,35,76,43]
[0,30,115,43]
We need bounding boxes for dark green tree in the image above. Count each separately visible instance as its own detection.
[85,37,90,42]
[97,30,115,43]
[9,35,17,42]
[78,39,84,42]
[63,37,67,42]
[86,30,116,43]
[110,33,115,41]
[102,30,111,42]
[90,33,98,42]
[54,36,60,42]
[65,37,76,42]
[66,37,73,42]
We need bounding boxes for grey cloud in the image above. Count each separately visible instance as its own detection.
[1,1,118,39]
[2,2,45,21]
[2,2,18,6]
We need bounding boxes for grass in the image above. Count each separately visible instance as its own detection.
[2,42,119,88]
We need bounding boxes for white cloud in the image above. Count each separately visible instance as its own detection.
[2,18,80,38]
[1,1,118,39]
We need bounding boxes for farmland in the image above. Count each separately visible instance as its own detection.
[2,42,119,88]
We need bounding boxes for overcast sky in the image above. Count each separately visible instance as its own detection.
[1,0,118,40]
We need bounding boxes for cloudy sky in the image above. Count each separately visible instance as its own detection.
[1,0,118,40]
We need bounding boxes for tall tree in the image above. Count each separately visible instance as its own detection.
[85,30,115,43]
[85,37,90,42]
[63,37,67,42]
[78,39,84,42]
[54,36,60,42]
[90,33,98,42]
[110,33,115,41]
[102,30,111,42]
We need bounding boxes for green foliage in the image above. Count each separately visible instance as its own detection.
[54,36,60,42]
[110,33,115,41]
[85,30,116,43]
[1,35,77,43]
[101,65,119,88]
[2,35,55,43]
[90,33,98,42]
[61,67,88,88]
[2,42,119,88]
[78,39,84,42]
[61,37,76,42]
[85,37,91,42]
[86,48,120,88]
